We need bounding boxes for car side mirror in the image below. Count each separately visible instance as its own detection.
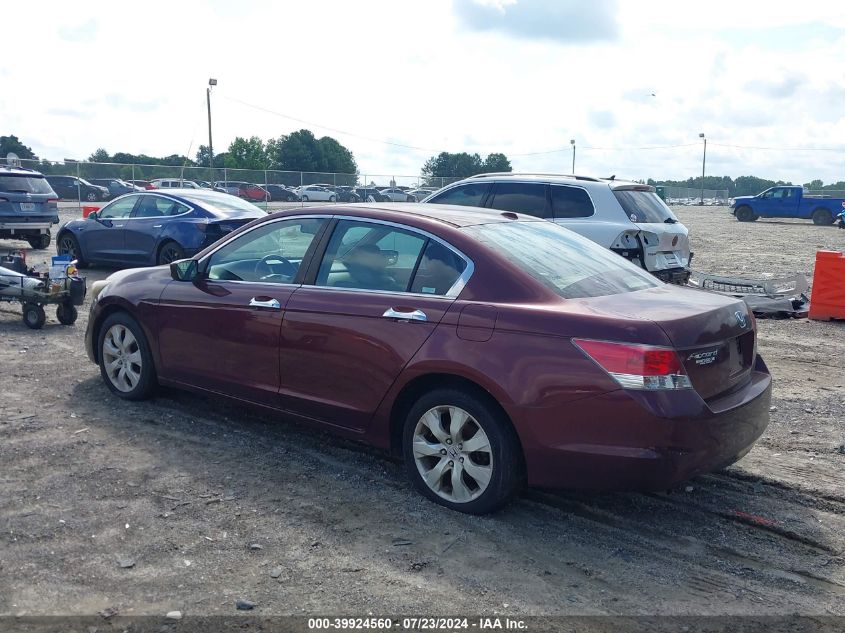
[88,211,99,221]
[170,258,199,281]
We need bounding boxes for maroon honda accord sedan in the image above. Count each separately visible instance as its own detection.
[85,203,771,513]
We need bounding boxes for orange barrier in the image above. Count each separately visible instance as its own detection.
[82,205,98,218]
[809,250,845,321]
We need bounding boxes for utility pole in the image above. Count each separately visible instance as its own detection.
[699,132,706,205]
[570,139,576,174]
[207,78,217,180]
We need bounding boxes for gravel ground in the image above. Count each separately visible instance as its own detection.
[1,205,843,620]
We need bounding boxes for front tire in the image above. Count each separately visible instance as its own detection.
[735,206,757,222]
[329,195,337,202]
[301,195,309,202]
[86,191,98,202]
[57,233,89,268]
[98,312,156,400]
[812,208,834,226]
[402,388,523,514]
[56,302,78,325]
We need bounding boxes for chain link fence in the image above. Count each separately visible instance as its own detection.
[660,187,730,206]
[13,158,466,210]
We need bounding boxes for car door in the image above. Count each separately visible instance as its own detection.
[155,216,329,405]
[77,195,139,262]
[123,195,191,265]
[279,218,466,431]
[755,189,776,216]
[485,181,549,218]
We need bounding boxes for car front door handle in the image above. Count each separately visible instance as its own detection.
[249,297,281,309]
[382,307,427,322]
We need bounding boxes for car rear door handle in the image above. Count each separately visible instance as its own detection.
[249,297,281,309]
[382,307,427,322]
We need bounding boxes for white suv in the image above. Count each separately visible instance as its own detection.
[421,173,691,283]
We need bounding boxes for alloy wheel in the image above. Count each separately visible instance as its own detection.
[102,324,143,393]
[59,236,78,259]
[412,405,493,503]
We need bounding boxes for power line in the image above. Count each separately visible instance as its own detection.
[711,142,845,152]
[222,94,702,157]
[217,95,845,157]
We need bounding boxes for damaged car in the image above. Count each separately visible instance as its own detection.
[421,173,692,283]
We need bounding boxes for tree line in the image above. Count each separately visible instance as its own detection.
[3,134,839,192]
[648,175,845,196]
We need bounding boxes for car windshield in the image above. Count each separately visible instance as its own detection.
[613,189,679,223]
[181,192,263,216]
[0,174,55,195]
[463,221,659,299]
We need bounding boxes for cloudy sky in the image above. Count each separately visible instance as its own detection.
[3,0,845,184]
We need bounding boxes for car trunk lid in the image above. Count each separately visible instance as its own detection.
[578,285,755,399]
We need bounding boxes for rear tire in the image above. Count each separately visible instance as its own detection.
[23,303,46,329]
[402,388,523,514]
[157,241,185,266]
[86,191,98,202]
[329,195,337,202]
[98,312,157,400]
[812,208,834,226]
[735,206,757,222]
[26,233,51,250]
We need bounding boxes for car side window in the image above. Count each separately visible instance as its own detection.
[315,220,426,293]
[551,185,595,218]
[428,183,491,207]
[206,218,326,284]
[133,196,191,218]
[489,182,549,218]
[409,240,467,296]
[98,195,139,219]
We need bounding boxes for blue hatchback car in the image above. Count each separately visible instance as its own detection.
[56,190,265,267]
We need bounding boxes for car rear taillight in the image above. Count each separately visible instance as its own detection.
[573,339,692,390]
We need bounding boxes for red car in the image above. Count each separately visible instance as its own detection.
[85,204,771,514]
[238,182,270,202]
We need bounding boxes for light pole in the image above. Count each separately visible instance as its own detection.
[699,132,706,205]
[207,78,217,179]
[570,139,575,174]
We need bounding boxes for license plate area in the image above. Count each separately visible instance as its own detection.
[20,202,35,211]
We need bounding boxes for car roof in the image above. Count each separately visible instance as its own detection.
[459,172,652,191]
[0,166,46,177]
[268,202,539,228]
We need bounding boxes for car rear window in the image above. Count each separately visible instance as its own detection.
[463,221,659,299]
[0,175,55,195]
[181,193,263,216]
[613,189,678,223]
[551,185,594,218]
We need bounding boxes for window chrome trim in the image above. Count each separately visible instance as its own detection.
[197,213,475,299]
[325,215,474,299]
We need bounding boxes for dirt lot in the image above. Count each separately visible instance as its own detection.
[1,205,844,619]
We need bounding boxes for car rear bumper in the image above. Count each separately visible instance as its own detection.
[0,220,57,232]
[517,355,772,490]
